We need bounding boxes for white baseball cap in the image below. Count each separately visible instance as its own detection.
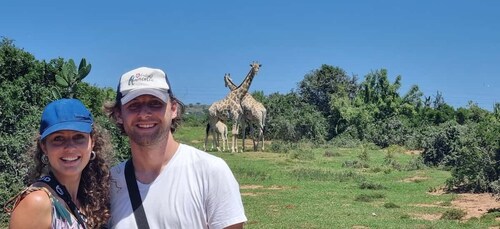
[118,67,171,105]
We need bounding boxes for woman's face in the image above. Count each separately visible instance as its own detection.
[41,130,94,180]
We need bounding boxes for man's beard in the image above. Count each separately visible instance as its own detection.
[128,125,169,146]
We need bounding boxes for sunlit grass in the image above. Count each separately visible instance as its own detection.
[174,126,500,229]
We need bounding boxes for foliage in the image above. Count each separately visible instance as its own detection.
[297,64,357,139]
[420,121,465,167]
[264,92,327,143]
[354,193,385,202]
[54,58,92,98]
[383,202,400,208]
[359,180,386,190]
[288,148,315,160]
[0,38,60,224]
[0,38,120,225]
[440,209,467,220]
[328,128,364,148]
[444,120,500,193]
[364,116,410,148]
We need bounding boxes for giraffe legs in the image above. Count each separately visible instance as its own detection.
[204,123,210,151]
[221,125,228,151]
[241,120,247,152]
[205,120,225,152]
[231,122,240,153]
[257,126,264,151]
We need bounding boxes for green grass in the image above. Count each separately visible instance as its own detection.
[174,126,500,229]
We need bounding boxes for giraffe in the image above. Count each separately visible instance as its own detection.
[207,61,261,153]
[224,73,267,151]
[204,120,228,151]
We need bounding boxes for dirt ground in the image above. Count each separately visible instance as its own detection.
[413,189,500,221]
[452,193,500,219]
[403,150,500,221]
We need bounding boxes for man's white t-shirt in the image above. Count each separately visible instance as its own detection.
[109,144,247,229]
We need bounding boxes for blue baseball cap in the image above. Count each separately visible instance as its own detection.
[40,99,94,140]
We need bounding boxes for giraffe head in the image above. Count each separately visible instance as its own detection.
[223,73,231,88]
[250,61,262,75]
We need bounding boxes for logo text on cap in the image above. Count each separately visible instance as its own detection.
[128,73,154,86]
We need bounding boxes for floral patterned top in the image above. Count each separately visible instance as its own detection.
[6,186,85,229]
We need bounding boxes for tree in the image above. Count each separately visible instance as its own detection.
[358,69,403,119]
[494,103,500,121]
[298,64,357,139]
[264,92,327,142]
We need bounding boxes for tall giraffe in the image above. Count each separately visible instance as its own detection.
[224,73,267,151]
[207,61,262,153]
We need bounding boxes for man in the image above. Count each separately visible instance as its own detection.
[105,67,247,229]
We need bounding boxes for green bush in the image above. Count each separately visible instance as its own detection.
[342,160,369,169]
[359,181,386,190]
[440,209,466,220]
[383,202,400,208]
[364,116,410,148]
[354,193,385,202]
[269,141,294,153]
[289,148,315,160]
[323,150,341,157]
[421,121,464,167]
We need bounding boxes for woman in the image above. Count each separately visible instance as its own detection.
[5,98,112,228]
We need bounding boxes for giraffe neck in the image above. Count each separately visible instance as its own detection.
[224,74,237,91]
[234,67,257,98]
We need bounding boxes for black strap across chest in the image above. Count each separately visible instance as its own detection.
[39,173,87,229]
[125,159,150,229]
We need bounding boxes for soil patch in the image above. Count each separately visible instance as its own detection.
[452,193,500,219]
[414,191,500,221]
[240,184,288,196]
[411,213,442,221]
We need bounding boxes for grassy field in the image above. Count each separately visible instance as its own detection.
[176,126,500,229]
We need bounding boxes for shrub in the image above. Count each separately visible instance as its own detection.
[324,150,341,157]
[364,116,410,148]
[269,141,293,153]
[354,193,385,202]
[342,160,369,169]
[358,146,370,162]
[440,209,466,220]
[404,156,426,171]
[289,148,315,160]
[359,181,386,190]
[329,129,363,148]
[420,121,465,167]
[383,202,400,208]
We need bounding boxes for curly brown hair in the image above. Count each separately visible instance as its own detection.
[103,92,185,134]
[28,124,113,229]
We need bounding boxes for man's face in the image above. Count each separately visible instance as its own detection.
[118,94,177,146]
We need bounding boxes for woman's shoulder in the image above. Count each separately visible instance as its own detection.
[12,185,53,212]
[7,185,53,228]
[19,189,51,208]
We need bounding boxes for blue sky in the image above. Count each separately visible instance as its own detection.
[2,1,499,110]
